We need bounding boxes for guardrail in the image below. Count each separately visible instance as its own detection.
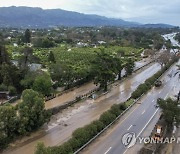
[73,60,178,154]
[0,95,20,105]
[74,96,143,154]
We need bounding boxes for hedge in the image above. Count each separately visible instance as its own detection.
[35,57,179,154]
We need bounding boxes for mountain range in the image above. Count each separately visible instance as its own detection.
[0,6,175,28]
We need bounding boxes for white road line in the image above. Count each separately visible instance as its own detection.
[141,110,145,114]
[165,93,169,99]
[137,108,159,137]
[104,147,112,154]
[159,91,161,94]
[127,125,132,131]
[123,108,159,154]
[152,99,155,102]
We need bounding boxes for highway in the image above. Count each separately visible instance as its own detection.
[3,62,161,154]
[81,60,180,154]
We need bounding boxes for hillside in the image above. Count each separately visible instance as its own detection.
[0,6,175,28]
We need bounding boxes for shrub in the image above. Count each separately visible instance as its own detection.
[99,111,116,125]
[35,142,49,154]
[125,99,134,107]
[72,127,90,146]
[91,120,105,132]
[119,103,127,110]
[68,138,81,151]
[0,84,8,91]
[8,86,17,96]
[109,104,122,117]
[57,142,73,154]
[84,124,98,137]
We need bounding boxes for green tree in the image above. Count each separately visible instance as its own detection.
[0,45,10,65]
[20,71,43,89]
[17,89,50,133]
[0,62,22,92]
[33,73,53,96]
[93,49,118,91]
[24,29,31,43]
[116,52,123,80]
[165,39,172,50]
[18,47,33,70]
[34,37,55,48]
[158,98,180,128]
[124,58,135,76]
[0,106,18,149]
[48,51,56,63]
[0,63,13,86]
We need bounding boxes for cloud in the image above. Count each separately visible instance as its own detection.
[0,0,179,26]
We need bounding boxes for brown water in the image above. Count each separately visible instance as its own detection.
[3,62,161,154]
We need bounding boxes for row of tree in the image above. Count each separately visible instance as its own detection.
[50,48,135,92]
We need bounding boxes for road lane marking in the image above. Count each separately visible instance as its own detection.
[104,147,112,154]
[165,93,169,99]
[159,91,161,94]
[141,110,145,114]
[123,108,159,154]
[137,108,159,137]
[117,104,140,127]
[152,99,155,102]
[127,125,132,131]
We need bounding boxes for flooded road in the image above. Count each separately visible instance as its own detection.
[45,82,97,109]
[3,62,161,154]
[45,58,151,110]
[163,33,180,47]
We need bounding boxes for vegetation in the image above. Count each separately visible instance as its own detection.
[0,40,23,93]
[24,29,31,43]
[35,101,129,154]
[157,98,180,128]
[0,89,50,149]
[1,27,170,92]
[0,27,179,151]
[93,49,121,91]
[32,73,53,96]
[175,32,180,43]
[35,55,178,154]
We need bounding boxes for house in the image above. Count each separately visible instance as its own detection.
[76,42,88,47]
[98,41,106,45]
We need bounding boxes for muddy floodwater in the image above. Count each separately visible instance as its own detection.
[3,62,161,154]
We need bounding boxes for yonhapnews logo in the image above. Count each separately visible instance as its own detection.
[122,132,137,148]
[122,132,180,149]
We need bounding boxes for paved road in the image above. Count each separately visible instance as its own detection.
[82,61,180,154]
[3,62,161,154]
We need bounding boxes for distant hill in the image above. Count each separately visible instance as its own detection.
[141,24,175,28]
[0,6,175,28]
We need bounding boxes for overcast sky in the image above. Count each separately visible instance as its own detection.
[0,0,180,26]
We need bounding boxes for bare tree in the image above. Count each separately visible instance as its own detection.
[157,51,171,68]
